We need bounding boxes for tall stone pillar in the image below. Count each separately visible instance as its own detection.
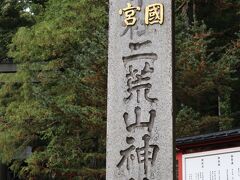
[107,0,175,179]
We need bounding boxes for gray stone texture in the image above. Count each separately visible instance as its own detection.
[107,0,174,179]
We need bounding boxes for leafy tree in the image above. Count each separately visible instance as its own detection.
[0,0,35,63]
[175,0,240,137]
[220,33,240,127]
[176,106,200,137]
[0,0,107,179]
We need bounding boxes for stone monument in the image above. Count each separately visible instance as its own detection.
[107,0,174,179]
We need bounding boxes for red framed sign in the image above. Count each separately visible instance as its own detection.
[180,147,240,180]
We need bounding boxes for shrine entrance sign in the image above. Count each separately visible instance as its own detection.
[107,0,174,179]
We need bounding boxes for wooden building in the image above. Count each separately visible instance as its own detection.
[176,128,240,180]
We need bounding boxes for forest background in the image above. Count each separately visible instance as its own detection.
[0,0,239,179]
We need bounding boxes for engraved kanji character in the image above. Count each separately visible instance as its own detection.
[123,106,156,133]
[120,1,146,39]
[119,3,141,26]
[145,3,164,25]
[117,137,136,170]
[129,40,152,51]
[121,18,147,39]
[124,62,158,103]
[136,134,159,174]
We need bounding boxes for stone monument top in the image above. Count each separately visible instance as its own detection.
[107,0,174,179]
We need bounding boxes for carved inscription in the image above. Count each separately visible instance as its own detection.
[145,4,164,25]
[129,40,152,51]
[117,133,159,175]
[123,107,156,133]
[119,0,146,39]
[119,1,164,27]
[119,3,141,26]
[108,0,173,179]
[110,0,170,179]
[117,136,136,170]
[122,53,158,65]
[124,62,158,103]
[136,134,160,174]
[116,1,164,179]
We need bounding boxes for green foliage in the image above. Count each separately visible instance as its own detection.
[0,0,107,178]
[175,1,240,137]
[199,116,233,134]
[0,0,34,61]
[176,106,200,137]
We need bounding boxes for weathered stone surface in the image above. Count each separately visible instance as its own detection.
[107,0,174,179]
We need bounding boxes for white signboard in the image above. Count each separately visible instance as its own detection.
[183,147,240,180]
